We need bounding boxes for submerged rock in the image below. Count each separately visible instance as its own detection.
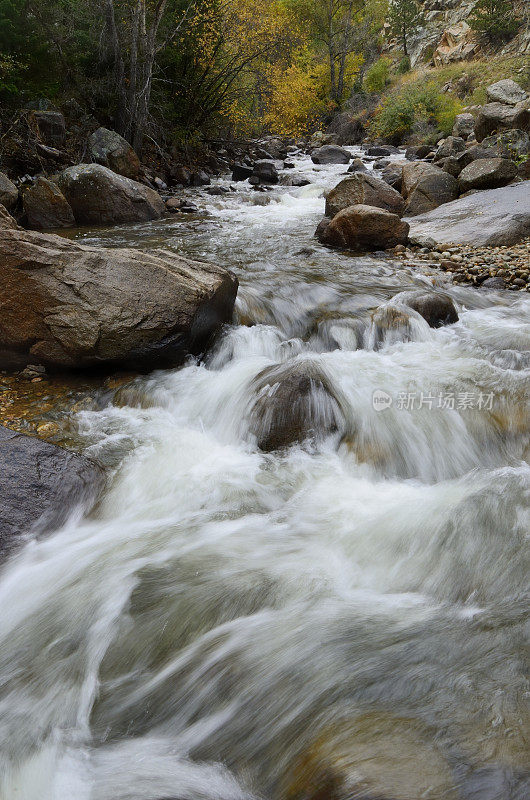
[392,290,458,328]
[0,226,238,370]
[0,425,104,557]
[248,360,346,451]
[318,204,409,251]
[325,173,405,218]
[56,164,165,225]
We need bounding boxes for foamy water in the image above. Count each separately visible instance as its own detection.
[0,149,529,800]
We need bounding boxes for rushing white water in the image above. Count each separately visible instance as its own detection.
[0,149,529,800]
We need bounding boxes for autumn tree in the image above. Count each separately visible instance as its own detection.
[387,0,425,58]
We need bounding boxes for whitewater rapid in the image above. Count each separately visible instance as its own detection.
[0,149,528,800]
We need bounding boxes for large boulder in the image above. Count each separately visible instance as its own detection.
[458,158,518,193]
[311,145,351,165]
[406,182,530,247]
[474,101,530,142]
[325,173,405,218]
[0,172,18,210]
[56,164,165,225]
[401,162,458,216]
[87,127,141,179]
[231,163,254,182]
[317,204,409,250]
[29,110,66,148]
[251,159,279,184]
[365,145,399,157]
[347,158,368,173]
[0,226,238,370]
[392,290,458,328]
[452,113,475,139]
[0,425,104,557]
[433,136,466,163]
[22,177,75,230]
[247,360,346,451]
[480,129,530,160]
[486,80,527,106]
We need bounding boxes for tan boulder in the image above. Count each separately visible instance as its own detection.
[317,204,409,250]
[433,22,477,67]
[325,173,405,218]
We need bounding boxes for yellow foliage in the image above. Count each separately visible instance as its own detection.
[264,57,327,136]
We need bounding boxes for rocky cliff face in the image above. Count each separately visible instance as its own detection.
[384,0,530,68]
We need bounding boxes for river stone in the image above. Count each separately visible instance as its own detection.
[452,113,475,139]
[365,145,399,157]
[474,101,530,142]
[381,162,403,192]
[370,304,416,349]
[486,79,527,106]
[433,136,466,162]
[283,713,458,800]
[392,290,458,328]
[458,158,518,193]
[22,177,75,229]
[87,127,141,179]
[347,158,368,173]
[325,173,405,218]
[251,159,279,184]
[406,182,530,247]
[480,129,530,160]
[231,163,254,181]
[248,360,346,451]
[0,204,19,229]
[317,204,409,251]
[311,145,351,165]
[56,164,165,225]
[0,226,238,370]
[0,425,104,557]
[0,171,18,210]
[401,162,458,216]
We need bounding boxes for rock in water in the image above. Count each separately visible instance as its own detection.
[0,204,19,229]
[0,171,18,210]
[458,158,518,192]
[56,164,165,225]
[248,360,346,451]
[0,425,104,557]
[0,226,238,370]
[318,204,409,251]
[22,177,75,229]
[391,290,458,328]
[311,145,351,165]
[87,127,141,179]
[325,173,405,218]
[406,182,530,247]
[401,162,458,216]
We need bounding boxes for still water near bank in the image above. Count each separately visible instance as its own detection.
[0,150,529,800]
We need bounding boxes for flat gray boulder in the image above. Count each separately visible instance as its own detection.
[458,157,517,192]
[407,181,530,247]
[0,226,238,370]
[0,425,104,557]
[486,79,527,106]
[56,164,165,225]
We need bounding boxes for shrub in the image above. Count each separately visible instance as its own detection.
[370,82,462,142]
[469,0,520,44]
[363,57,391,94]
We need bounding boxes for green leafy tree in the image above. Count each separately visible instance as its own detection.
[387,0,425,57]
[469,0,519,44]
